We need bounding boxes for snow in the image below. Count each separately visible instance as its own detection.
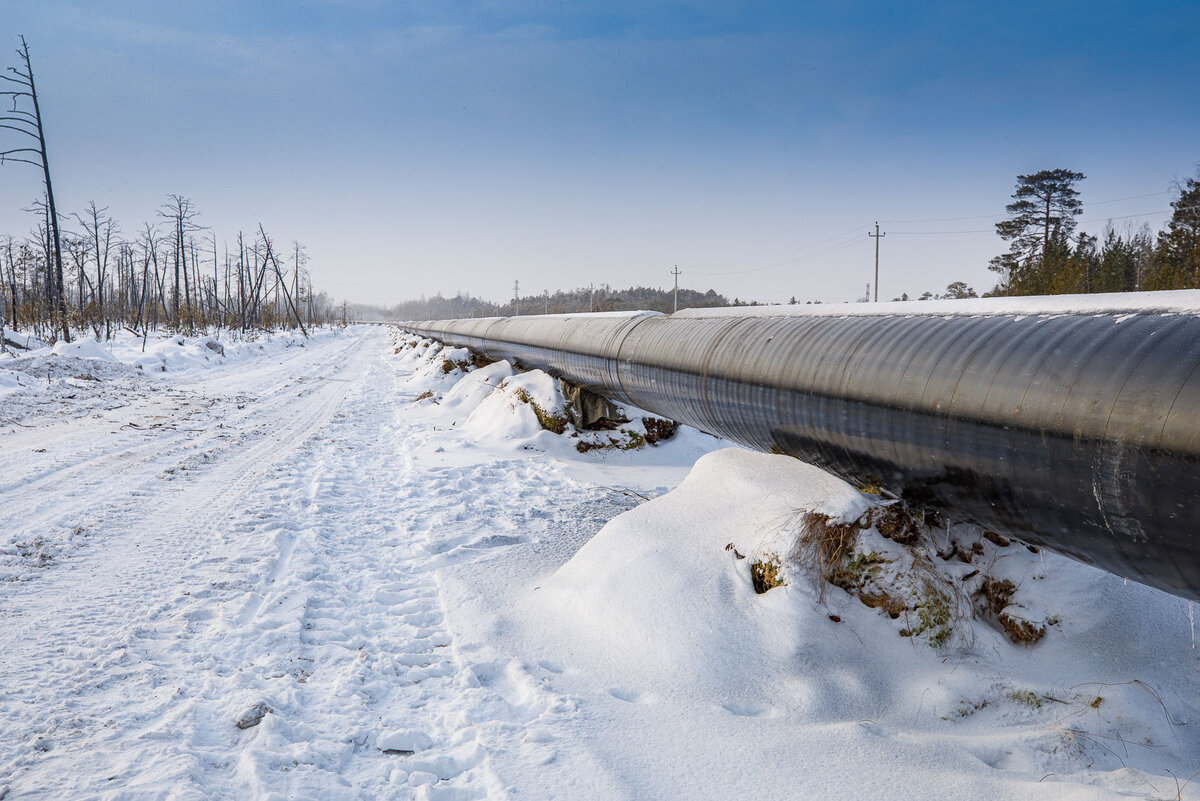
[50,337,119,362]
[671,288,1200,318]
[0,325,1197,800]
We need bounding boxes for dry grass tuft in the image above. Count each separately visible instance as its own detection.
[1000,613,1046,646]
[641,417,678,445]
[978,576,1045,645]
[750,556,786,594]
[870,503,922,545]
[790,510,863,600]
[982,530,1011,547]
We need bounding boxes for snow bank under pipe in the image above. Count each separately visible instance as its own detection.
[403,291,1200,602]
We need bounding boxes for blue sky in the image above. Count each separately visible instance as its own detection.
[2,1,1198,305]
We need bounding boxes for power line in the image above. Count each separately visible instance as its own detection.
[687,224,867,272]
[691,235,867,277]
[887,205,1197,236]
[683,188,1181,277]
[1087,190,1174,206]
[875,191,1173,225]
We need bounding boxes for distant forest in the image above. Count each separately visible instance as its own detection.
[353,284,784,321]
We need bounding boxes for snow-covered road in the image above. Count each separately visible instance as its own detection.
[0,329,594,798]
[3,326,1198,800]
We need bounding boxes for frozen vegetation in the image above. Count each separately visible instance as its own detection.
[0,325,1197,799]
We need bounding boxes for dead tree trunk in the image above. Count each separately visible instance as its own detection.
[1,37,69,341]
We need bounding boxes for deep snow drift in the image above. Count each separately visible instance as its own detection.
[0,326,1196,800]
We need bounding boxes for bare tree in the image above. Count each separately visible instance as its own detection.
[259,225,306,336]
[1,36,68,341]
[158,195,201,323]
[73,202,118,337]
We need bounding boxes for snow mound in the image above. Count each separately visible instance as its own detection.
[528,447,1200,798]
[51,338,118,362]
[539,448,868,689]
[462,369,570,445]
[440,360,515,412]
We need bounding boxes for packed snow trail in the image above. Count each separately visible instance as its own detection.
[0,328,583,798]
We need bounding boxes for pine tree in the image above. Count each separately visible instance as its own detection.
[943,281,977,299]
[1153,174,1200,288]
[990,169,1085,291]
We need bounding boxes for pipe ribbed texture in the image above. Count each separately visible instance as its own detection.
[405,298,1200,601]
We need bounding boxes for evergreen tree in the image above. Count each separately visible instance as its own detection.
[990,169,1085,291]
[943,281,977,299]
[1096,229,1145,293]
[1151,174,1200,288]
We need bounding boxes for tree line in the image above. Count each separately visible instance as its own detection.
[1,197,339,345]
[356,284,737,320]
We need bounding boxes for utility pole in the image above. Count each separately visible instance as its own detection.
[543,290,549,315]
[589,283,594,313]
[868,222,886,302]
[513,279,520,316]
[671,265,681,313]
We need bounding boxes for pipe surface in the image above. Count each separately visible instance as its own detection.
[404,293,1200,601]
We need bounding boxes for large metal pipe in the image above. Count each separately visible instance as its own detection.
[405,292,1200,601]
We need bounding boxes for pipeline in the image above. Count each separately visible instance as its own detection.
[404,292,1200,602]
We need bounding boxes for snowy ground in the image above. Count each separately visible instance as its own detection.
[1,326,1198,800]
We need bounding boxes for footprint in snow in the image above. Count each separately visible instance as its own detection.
[608,687,657,704]
[720,701,781,719]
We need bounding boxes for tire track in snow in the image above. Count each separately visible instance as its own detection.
[1,328,596,799]
[152,350,514,799]
[0,333,368,796]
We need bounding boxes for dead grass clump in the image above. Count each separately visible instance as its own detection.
[413,390,435,403]
[795,505,972,647]
[982,530,1011,547]
[574,423,661,452]
[871,503,921,545]
[470,353,495,369]
[981,577,1016,615]
[978,577,1045,646]
[441,358,470,374]
[790,510,862,599]
[824,543,909,622]
[641,417,678,445]
[750,556,786,594]
[1001,614,1046,646]
[858,589,907,619]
